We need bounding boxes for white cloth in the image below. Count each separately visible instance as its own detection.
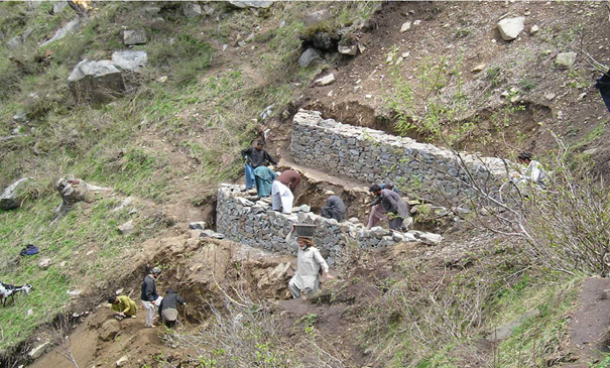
[289,246,329,298]
[512,160,547,189]
[271,180,294,214]
[142,296,162,327]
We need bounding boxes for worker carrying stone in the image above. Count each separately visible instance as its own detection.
[320,190,346,222]
[367,184,410,231]
[286,225,334,299]
[158,288,186,328]
[108,295,137,320]
[241,141,277,190]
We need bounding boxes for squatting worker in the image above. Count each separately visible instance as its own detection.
[141,267,162,328]
[367,184,410,231]
[286,228,333,299]
[253,165,277,198]
[320,190,346,222]
[515,151,548,189]
[108,295,138,319]
[158,288,186,328]
[241,141,277,190]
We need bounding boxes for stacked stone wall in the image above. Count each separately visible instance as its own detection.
[290,110,506,204]
[216,184,440,263]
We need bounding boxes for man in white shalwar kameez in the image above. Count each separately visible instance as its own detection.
[272,180,294,214]
[286,230,333,298]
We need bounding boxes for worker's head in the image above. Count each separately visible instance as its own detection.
[166,288,175,294]
[324,190,335,196]
[518,151,532,164]
[151,267,162,278]
[108,296,119,305]
[255,141,264,150]
[369,184,382,196]
[297,237,314,249]
[385,181,395,191]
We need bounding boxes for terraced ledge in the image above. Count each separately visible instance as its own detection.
[216,184,442,263]
[290,110,507,204]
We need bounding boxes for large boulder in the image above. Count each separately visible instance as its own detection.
[99,319,121,341]
[112,50,148,72]
[228,1,273,8]
[0,178,30,210]
[123,30,147,45]
[298,48,322,68]
[497,17,525,41]
[68,60,124,103]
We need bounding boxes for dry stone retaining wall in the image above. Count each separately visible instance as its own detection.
[216,184,440,263]
[290,110,506,204]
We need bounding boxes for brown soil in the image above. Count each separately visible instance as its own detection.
[568,277,610,362]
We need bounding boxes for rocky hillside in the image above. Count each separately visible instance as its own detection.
[0,1,609,368]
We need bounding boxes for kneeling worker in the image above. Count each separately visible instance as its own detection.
[158,289,186,328]
[287,227,334,299]
[320,191,346,222]
[109,295,137,320]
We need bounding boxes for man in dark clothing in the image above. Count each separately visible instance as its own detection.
[320,191,346,222]
[367,184,410,231]
[277,169,301,192]
[241,141,278,190]
[141,267,162,328]
[158,289,186,328]
[595,69,610,113]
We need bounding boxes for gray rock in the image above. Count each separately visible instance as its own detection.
[189,221,207,230]
[112,50,148,72]
[7,35,22,49]
[67,60,124,103]
[420,233,443,244]
[530,25,539,35]
[0,178,30,210]
[183,3,202,18]
[38,258,52,270]
[338,44,357,56]
[52,1,68,14]
[144,6,161,15]
[486,309,540,342]
[400,21,412,33]
[200,230,225,239]
[497,17,525,41]
[99,319,121,341]
[41,18,82,47]
[304,9,330,25]
[123,30,147,45]
[228,1,273,8]
[555,52,577,70]
[118,220,134,235]
[314,74,336,86]
[28,341,51,360]
[298,48,322,68]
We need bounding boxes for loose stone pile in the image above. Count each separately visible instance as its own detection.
[290,110,507,204]
[216,184,442,263]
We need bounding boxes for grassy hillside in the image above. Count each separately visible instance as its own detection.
[0,0,378,353]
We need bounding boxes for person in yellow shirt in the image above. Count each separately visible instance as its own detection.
[108,295,137,319]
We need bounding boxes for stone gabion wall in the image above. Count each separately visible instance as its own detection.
[290,110,507,204]
[216,184,420,263]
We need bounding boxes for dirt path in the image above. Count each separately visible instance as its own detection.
[568,277,610,362]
